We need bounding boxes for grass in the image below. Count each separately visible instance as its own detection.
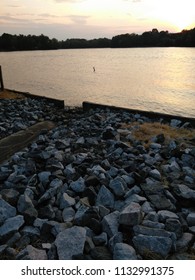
[121,121,195,147]
[0,89,25,99]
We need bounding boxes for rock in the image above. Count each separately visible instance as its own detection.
[69,177,85,193]
[165,219,183,239]
[49,178,63,188]
[38,171,51,187]
[0,215,25,241]
[158,210,179,222]
[176,233,194,252]
[102,211,119,238]
[113,243,137,260]
[141,182,175,211]
[142,220,165,229]
[187,213,195,226]
[0,189,20,206]
[170,119,182,128]
[55,226,87,259]
[59,193,76,209]
[133,235,172,259]
[92,232,107,246]
[62,207,75,222]
[149,169,161,181]
[17,194,38,223]
[96,185,115,209]
[119,202,143,226]
[109,176,126,197]
[172,184,195,201]
[16,245,47,260]
[90,246,112,260]
[0,198,16,225]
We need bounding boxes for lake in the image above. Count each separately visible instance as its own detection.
[0,47,195,118]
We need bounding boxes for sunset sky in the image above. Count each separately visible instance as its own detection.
[0,0,195,40]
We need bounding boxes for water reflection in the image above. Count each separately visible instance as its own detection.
[0,48,195,117]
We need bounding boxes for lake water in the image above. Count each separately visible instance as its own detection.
[0,48,195,118]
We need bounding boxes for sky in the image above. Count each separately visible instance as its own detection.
[0,0,195,40]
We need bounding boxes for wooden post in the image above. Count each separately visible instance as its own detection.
[0,65,4,91]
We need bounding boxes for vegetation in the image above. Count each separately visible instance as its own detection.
[0,27,195,51]
[121,121,195,148]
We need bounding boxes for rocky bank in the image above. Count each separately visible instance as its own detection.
[0,96,195,260]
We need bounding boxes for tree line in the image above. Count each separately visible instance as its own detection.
[0,27,195,51]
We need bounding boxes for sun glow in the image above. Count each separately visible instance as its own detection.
[155,0,195,31]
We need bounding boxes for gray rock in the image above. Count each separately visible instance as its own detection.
[133,234,172,259]
[92,232,108,246]
[49,178,63,188]
[133,225,174,239]
[170,119,182,128]
[141,201,154,213]
[38,171,51,187]
[113,243,137,260]
[109,176,126,197]
[55,226,87,259]
[96,185,115,209]
[74,204,88,225]
[165,219,183,239]
[59,193,76,209]
[125,194,147,205]
[90,246,112,260]
[16,245,47,260]
[142,220,165,229]
[38,186,58,204]
[0,189,20,206]
[176,233,194,252]
[119,202,143,226]
[0,215,24,240]
[158,210,179,222]
[173,184,195,201]
[62,207,75,222]
[69,177,85,193]
[102,211,119,238]
[187,213,195,226]
[149,169,161,181]
[17,194,38,221]
[0,198,16,225]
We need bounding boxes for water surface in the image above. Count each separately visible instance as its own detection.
[0,48,195,117]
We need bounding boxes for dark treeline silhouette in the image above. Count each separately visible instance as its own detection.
[0,28,195,51]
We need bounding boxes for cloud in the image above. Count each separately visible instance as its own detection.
[68,15,90,24]
[0,15,32,23]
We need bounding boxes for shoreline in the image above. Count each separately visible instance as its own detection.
[2,88,195,125]
[0,90,195,260]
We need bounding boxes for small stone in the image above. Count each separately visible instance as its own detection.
[119,202,143,226]
[102,211,119,238]
[16,245,47,260]
[62,207,75,222]
[109,176,126,197]
[59,193,76,209]
[55,226,87,260]
[0,215,25,240]
[96,185,115,209]
[133,235,172,259]
[0,198,16,225]
[149,169,161,181]
[69,177,85,193]
[113,243,137,260]
[187,213,195,226]
[158,210,179,222]
[92,232,107,246]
